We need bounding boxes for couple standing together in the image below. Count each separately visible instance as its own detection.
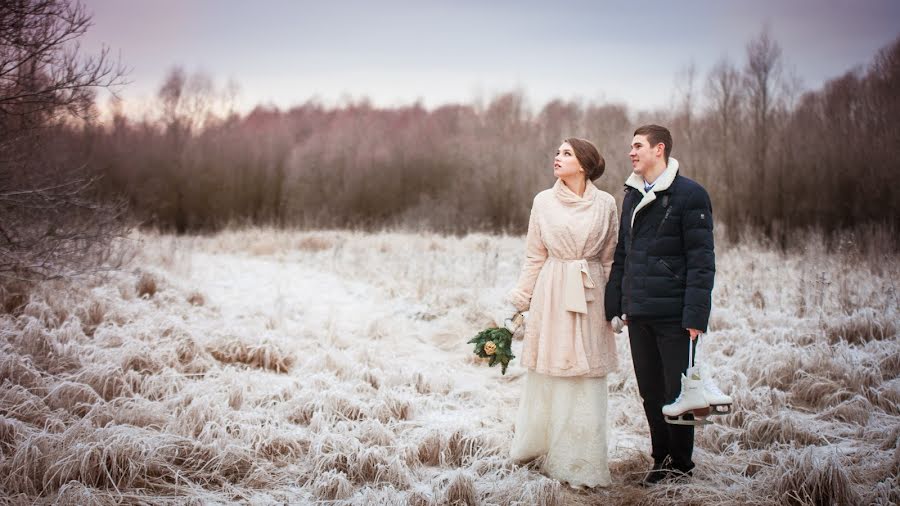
[500,124,715,488]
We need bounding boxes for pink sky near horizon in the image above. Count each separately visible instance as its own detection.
[79,0,900,119]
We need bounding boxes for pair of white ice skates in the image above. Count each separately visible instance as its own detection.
[611,317,734,426]
[662,336,733,426]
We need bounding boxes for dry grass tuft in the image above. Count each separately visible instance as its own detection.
[1,383,53,426]
[0,351,45,390]
[865,384,900,415]
[0,282,30,315]
[742,343,802,391]
[313,469,353,500]
[518,476,562,506]
[186,290,205,306]
[790,372,849,409]
[283,395,320,426]
[878,351,900,378]
[79,300,106,336]
[353,419,394,447]
[773,447,861,505]
[373,391,413,422]
[250,423,309,462]
[42,429,144,492]
[817,395,872,425]
[75,365,133,401]
[739,413,828,449]
[824,308,897,344]
[55,480,118,506]
[207,337,295,373]
[136,272,158,298]
[168,332,213,374]
[46,381,103,417]
[22,298,63,328]
[417,429,443,466]
[90,397,168,429]
[442,470,478,506]
[445,429,484,466]
[311,433,360,475]
[0,415,24,450]
[120,344,165,375]
[323,392,368,421]
[407,488,434,506]
[351,446,387,483]
[295,234,334,252]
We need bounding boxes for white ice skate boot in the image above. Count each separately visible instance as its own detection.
[663,366,712,426]
[701,366,733,415]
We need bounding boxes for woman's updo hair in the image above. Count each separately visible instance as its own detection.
[564,137,605,181]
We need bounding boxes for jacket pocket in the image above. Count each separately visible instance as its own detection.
[658,258,683,282]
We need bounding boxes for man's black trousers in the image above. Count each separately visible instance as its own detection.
[628,320,697,472]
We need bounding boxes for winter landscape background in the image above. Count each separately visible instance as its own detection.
[2,1,899,504]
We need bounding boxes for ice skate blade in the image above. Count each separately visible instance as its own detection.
[665,417,713,426]
[709,404,732,415]
[665,413,713,426]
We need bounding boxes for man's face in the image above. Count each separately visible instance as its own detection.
[629,134,660,175]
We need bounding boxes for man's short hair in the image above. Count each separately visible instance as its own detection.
[634,124,673,163]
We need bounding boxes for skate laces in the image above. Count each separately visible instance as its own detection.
[669,374,691,405]
[694,336,725,395]
[701,371,725,396]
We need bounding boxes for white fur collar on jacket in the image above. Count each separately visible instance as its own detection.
[624,157,680,227]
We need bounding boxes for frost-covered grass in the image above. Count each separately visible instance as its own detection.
[0,227,897,505]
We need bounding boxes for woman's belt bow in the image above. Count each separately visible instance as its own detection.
[559,258,597,314]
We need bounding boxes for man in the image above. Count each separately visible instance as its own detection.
[604,124,715,485]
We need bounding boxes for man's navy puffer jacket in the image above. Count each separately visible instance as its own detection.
[604,164,715,332]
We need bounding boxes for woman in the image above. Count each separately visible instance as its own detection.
[502,137,619,489]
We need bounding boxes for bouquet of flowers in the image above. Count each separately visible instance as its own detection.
[467,313,523,375]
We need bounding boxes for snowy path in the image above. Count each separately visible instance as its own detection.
[187,252,388,338]
[182,251,521,395]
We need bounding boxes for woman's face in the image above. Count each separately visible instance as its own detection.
[554,142,584,179]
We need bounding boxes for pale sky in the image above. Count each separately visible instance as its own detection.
[80,0,900,116]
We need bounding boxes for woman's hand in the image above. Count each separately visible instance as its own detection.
[493,301,522,330]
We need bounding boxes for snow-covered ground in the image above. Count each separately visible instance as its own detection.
[0,228,897,504]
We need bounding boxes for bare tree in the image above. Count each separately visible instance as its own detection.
[743,25,783,227]
[705,57,742,235]
[0,0,130,280]
[673,62,698,148]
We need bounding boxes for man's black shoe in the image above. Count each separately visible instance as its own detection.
[640,460,671,487]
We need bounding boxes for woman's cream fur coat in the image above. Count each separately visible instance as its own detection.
[507,177,619,377]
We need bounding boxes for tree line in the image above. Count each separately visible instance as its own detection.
[84,29,899,250]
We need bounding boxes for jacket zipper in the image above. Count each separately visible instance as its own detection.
[656,205,672,237]
[623,190,635,314]
[659,258,683,282]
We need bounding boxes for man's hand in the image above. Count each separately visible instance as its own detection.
[611,314,628,334]
[687,328,702,340]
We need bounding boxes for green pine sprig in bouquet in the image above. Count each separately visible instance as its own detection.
[467,313,522,375]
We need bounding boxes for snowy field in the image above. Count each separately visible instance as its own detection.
[0,228,897,505]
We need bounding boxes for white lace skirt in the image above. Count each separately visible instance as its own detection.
[509,370,610,488]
